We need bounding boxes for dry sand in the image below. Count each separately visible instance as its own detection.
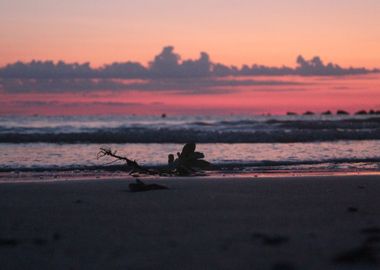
[1,175,380,270]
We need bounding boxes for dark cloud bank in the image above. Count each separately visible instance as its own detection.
[0,46,378,93]
[1,46,377,79]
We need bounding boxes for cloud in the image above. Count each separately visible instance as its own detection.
[6,101,142,108]
[294,56,369,76]
[0,100,144,115]
[100,61,148,78]
[0,77,303,94]
[149,46,181,77]
[0,60,95,79]
[0,46,376,82]
[180,51,212,77]
[0,78,126,92]
[149,46,212,78]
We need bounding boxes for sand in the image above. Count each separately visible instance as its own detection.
[0,175,380,270]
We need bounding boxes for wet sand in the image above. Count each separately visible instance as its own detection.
[0,175,380,270]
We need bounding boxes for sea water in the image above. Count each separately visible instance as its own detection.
[1,115,380,180]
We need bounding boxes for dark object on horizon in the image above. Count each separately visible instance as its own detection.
[337,110,349,115]
[286,112,297,116]
[303,111,315,115]
[355,110,368,115]
[368,109,380,115]
[321,110,332,115]
[129,179,168,192]
[161,113,167,118]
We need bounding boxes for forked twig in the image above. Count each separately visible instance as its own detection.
[97,147,153,175]
[97,143,211,176]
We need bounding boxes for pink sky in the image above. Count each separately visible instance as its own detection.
[1,75,379,115]
[1,0,379,68]
[1,0,379,115]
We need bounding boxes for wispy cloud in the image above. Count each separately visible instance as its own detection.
[0,77,304,94]
[0,100,144,115]
[0,79,126,93]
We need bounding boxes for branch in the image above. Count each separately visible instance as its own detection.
[97,147,151,174]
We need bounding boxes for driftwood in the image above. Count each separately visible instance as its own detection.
[97,143,211,176]
[97,147,158,175]
[168,142,211,175]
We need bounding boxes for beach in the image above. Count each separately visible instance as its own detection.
[2,1,380,270]
[1,175,380,269]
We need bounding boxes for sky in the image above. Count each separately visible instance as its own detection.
[2,74,380,115]
[1,0,379,68]
[0,0,379,115]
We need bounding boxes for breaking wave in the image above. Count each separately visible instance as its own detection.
[1,116,380,143]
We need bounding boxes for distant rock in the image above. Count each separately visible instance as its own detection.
[337,110,349,115]
[303,111,315,115]
[355,110,367,115]
[321,110,332,115]
[286,112,297,116]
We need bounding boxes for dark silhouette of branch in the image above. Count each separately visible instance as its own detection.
[97,143,211,176]
[97,147,154,175]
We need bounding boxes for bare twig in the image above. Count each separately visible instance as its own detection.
[97,144,211,176]
[97,147,161,175]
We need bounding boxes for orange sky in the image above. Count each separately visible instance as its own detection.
[1,0,379,68]
[1,1,380,116]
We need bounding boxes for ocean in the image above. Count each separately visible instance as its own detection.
[1,114,380,181]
